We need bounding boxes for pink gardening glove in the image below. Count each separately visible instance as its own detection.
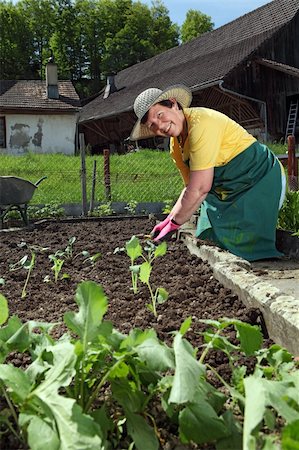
[153,219,180,242]
[150,215,173,238]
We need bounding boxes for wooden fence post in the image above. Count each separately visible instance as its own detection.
[89,159,97,213]
[287,135,298,191]
[103,149,111,201]
[79,133,88,216]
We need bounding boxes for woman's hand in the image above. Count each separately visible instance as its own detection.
[153,219,180,242]
[150,214,173,238]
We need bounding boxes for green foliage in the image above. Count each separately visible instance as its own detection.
[118,236,168,316]
[0,294,8,326]
[49,253,65,283]
[0,151,183,204]
[28,202,65,219]
[162,198,175,214]
[278,190,299,233]
[0,1,34,79]
[181,9,214,43]
[91,202,115,217]
[8,242,45,298]
[47,236,100,282]
[125,200,138,215]
[2,0,179,95]
[16,0,56,79]
[1,283,299,449]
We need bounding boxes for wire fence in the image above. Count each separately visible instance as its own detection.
[0,139,298,218]
[0,149,184,212]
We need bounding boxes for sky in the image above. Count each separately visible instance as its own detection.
[144,0,271,28]
[10,0,272,29]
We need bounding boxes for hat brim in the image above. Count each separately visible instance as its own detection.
[130,84,192,141]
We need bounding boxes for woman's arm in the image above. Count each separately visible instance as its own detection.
[171,168,214,224]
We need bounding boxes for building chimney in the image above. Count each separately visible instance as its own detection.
[46,57,59,99]
[103,74,117,99]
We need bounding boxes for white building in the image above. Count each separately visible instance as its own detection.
[0,62,80,155]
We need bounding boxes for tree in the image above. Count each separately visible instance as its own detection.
[17,0,57,79]
[149,0,179,54]
[0,0,181,97]
[50,0,82,80]
[101,0,179,75]
[0,1,34,79]
[101,1,153,73]
[181,9,214,43]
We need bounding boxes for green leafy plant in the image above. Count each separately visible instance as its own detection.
[48,238,101,282]
[123,235,143,293]
[124,200,138,215]
[0,283,299,450]
[116,237,168,314]
[8,242,47,298]
[61,236,76,260]
[0,294,8,325]
[49,253,65,282]
[27,202,65,219]
[138,240,169,316]
[162,198,175,214]
[81,250,101,265]
[90,202,115,217]
[278,190,299,234]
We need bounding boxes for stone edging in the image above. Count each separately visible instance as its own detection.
[182,233,299,355]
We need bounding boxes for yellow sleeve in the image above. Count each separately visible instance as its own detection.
[187,110,228,170]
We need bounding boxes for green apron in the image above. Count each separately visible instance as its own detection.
[196,142,283,261]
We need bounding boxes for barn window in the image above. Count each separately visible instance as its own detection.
[0,117,6,147]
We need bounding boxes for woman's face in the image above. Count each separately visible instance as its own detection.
[145,99,185,137]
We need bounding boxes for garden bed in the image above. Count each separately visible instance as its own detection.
[0,217,280,449]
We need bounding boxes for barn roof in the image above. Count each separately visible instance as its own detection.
[79,0,299,124]
[0,80,80,113]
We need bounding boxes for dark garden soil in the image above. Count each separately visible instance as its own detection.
[0,217,271,450]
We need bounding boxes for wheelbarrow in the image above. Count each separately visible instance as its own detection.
[0,176,47,227]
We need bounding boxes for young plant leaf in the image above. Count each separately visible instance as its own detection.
[169,333,205,404]
[179,316,192,336]
[179,401,229,444]
[243,376,267,450]
[125,236,142,262]
[139,261,152,284]
[156,287,168,304]
[126,411,159,450]
[282,419,299,449]
[20,414,60,450]
[64,281,108,349]
[0,293,8,325]
[216,410,243,450]
[235,322,263,355]
[154,241,167,258]
[136,337,175,371]
[0,364,32,402]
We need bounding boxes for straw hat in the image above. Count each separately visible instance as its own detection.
[130,84,192,140]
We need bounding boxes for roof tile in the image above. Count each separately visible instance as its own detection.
[80,0,299,123]
[0,80,80,112]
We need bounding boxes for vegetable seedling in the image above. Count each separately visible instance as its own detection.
[116,236,168,315]
[49,254,64,283]
[8,242,47,298]
[139,261,169,317]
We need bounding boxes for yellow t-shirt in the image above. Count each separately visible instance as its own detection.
[170,108,256,185]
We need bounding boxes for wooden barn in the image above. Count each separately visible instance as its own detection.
[79,0,299,153]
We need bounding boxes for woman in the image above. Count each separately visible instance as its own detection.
[130,84,286,261]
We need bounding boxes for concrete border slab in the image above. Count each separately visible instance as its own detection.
[181,232,299,355]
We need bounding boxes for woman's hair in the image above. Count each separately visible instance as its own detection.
[140,99,183,125]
